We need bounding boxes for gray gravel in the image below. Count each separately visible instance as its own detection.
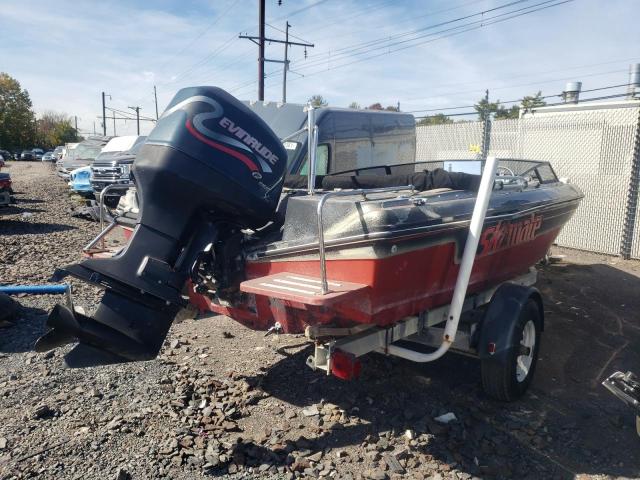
[1,162,639,480]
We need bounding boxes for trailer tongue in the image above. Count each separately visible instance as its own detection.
[35,86,582,400]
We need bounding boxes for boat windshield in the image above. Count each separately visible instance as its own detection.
[330,159,558,185]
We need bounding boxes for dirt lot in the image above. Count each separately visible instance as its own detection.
[1,161,639,480]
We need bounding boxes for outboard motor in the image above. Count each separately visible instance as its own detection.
[36,87,287,367]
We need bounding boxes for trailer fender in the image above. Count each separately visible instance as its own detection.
[477,283,543,363]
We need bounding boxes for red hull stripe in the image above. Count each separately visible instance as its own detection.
[185,119,259,172]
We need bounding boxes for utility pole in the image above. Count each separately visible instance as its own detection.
[101,92,111,136]
[93,121,96,135]
[153,85,159,119]
[240,16,313,102]
[128,106,141,135]
[102,92,106,136]
[282,22,289,103]
[481,89,491,160]
[258,0,265,100]
[113,115,116,136]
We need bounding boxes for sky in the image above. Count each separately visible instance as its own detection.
[1,0,638,137]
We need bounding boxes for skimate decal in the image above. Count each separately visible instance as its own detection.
[479,214,543,256]
[162,95,272,179]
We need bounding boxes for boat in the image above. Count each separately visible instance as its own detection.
[35,86,583,399]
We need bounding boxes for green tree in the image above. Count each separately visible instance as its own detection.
[0,73,36,150]
[416,113,453,126]
[308,95,328,107]
[521,91,546,110]
[348,101,361,109]
[35,111,80,149]
[474,97,499,121]
[494,104,520,120]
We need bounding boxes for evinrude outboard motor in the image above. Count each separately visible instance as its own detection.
[35,87,287,367]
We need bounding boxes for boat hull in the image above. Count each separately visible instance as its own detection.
[190,199,579,333]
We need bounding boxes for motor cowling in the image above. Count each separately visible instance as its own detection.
[36,87,287,366]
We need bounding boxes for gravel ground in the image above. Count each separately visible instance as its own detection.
[1,161,639,480]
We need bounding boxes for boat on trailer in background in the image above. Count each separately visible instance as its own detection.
[35,86,583,401]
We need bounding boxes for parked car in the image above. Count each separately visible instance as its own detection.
[32,148,44,160]
[56,142,78,178]
[52,146,65,160]
[59,137,110,179]
[20,150,35,161]
[42,151,55,162]
[0,154,4,170]
[0,150,11,162]
[91,136,146,207]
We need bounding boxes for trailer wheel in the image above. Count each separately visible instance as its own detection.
[481,299,541,401]
[104,196,120,209]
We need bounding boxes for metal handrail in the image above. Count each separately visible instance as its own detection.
[280,127,307,143]
[99,182,135,233]
[316,185,414,294]
[82,182,135,252]
[83,221,118,252]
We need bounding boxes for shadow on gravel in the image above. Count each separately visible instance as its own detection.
[0,305,48,354]
[0,205,46,215]
[241,261,640,479]
[0,219,76,235]
[243,348,577,479]
[13,198,45,205]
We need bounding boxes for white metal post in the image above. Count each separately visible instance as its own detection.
[386,156,499,362]
[307,105,316,195]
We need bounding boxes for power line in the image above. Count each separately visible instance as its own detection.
[235,0,573,97]
[106,106,156,122]
[296,0,531,65]
[402,57,640,102]
[226,0,489,97]
[154,0,241,76]
[290,0,570,72]
[267,0,331,23]
[412,91,635,119]
[406,83,635,113]
[265,22,312,44]
[291,0,486,53]
[401,68,631,108]
[159,34,240,87]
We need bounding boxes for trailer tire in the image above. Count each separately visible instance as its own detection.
[481,299,541,401]
[104,196,120,209]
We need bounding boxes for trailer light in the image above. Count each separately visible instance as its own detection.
[487,342,496,355]
[330,349,361,380]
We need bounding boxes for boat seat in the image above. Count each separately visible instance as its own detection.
[284,168,480,192]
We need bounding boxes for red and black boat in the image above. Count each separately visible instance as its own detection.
[35,86,583,400]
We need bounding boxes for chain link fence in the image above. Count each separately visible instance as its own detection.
[416,102,640,258]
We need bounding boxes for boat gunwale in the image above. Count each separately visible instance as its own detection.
[247,196,582,261]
